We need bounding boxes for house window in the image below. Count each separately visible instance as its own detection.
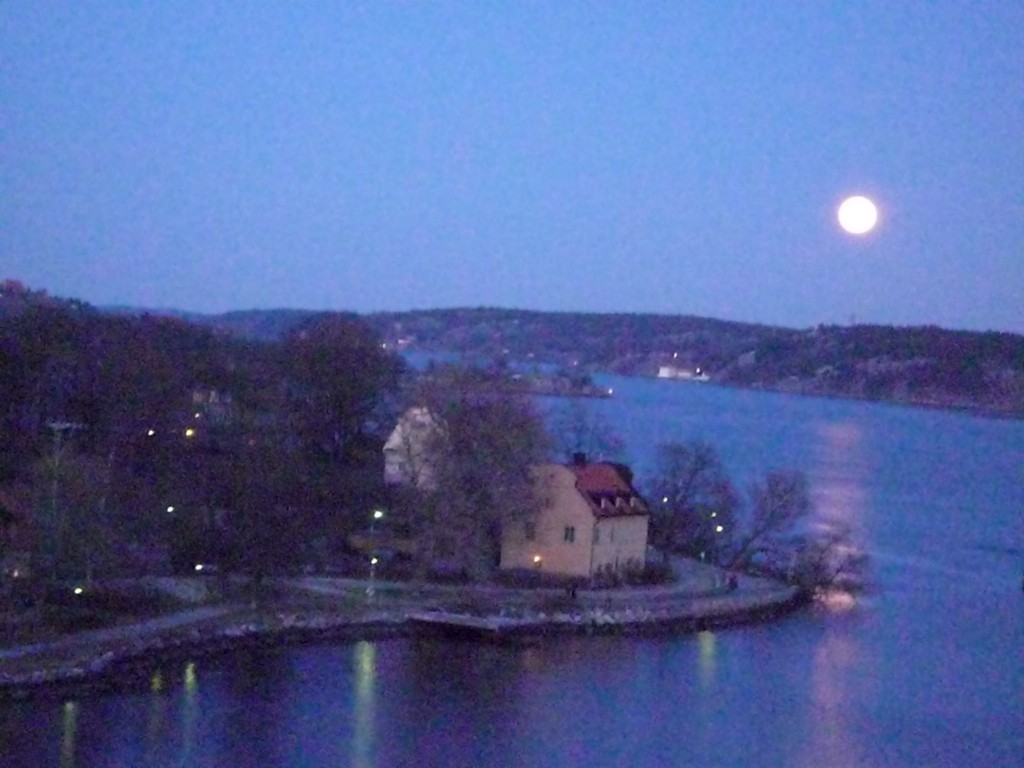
[563,526,576,543]
[524,522,535,541]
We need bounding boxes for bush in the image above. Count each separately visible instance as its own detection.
[494,568,587,590]
[590,560,675,589]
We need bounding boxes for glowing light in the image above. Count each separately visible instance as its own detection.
[194,563,203,572]
[373,509,384,520]
[715,525,724,533]
[837,195,878,235]
[194,412,201,419]
[532,554,542,564]
[697,630,717,689]
[166,506,175,513]
[73,586,84,595]
[370,557,378,565]
[147,429,155,436]
[662,497,669,504]
[185,428,195,437]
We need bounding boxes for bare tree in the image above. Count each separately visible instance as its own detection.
[646,441,738,564]
[726,470,813,569]
[788,522,871,594]
[547,399,625,463]
[409,367,551,580]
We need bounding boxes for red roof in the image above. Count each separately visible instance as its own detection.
[569,462,648,518]
[572,463,633,495]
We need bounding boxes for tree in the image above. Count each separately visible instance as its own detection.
[547,398,625,463]
[0,498,13,563]
[27,440,121,583]
[787,521,871,595]
[283,313,404,466]
[727,470,812,569]
[409,366,551,581]
[646,441,738,563]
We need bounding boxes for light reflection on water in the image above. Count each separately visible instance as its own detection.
[811,421,869,533]
[181,662,199,766]
[59,701,76,768]
[697,630,717,691]
[804,626,866,768]
[351,641,377,768]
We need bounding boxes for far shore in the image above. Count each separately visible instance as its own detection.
[0,565,808,700]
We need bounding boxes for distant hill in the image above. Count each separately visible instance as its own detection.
[4,284,1022,417]
[362,308,1024,417]
[0,280,94,318]
[103,305,321,342]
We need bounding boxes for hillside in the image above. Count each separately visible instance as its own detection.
[4,284,1021,417]
[363,308,1024,417]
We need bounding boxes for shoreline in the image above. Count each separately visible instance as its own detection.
[0,583,807,701]
[640,374,1024,422]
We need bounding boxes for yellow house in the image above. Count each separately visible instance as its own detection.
[501,458,649,578]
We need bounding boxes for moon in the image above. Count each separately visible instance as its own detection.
[837,196,878,235]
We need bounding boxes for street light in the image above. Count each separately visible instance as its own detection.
[367,509,385,597]
[370,509,384,551]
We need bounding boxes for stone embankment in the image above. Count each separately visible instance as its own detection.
[0,573,808,699]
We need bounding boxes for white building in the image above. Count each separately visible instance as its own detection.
[382,407,443,488]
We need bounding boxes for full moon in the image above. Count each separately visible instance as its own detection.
[837,195,878,235]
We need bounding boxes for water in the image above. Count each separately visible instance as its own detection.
[3,378,1023,767]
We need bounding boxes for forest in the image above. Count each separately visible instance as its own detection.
[1,283,405,584]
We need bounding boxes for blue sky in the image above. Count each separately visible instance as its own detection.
[2,2,1022,332]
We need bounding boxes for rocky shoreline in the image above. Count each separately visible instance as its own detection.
[0,584,807,700]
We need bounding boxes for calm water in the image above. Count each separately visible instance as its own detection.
[3,378,1022,767]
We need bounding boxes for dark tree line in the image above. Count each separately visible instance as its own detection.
[0,301,404,584]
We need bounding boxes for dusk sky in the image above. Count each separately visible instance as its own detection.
[3,2,1022,332]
